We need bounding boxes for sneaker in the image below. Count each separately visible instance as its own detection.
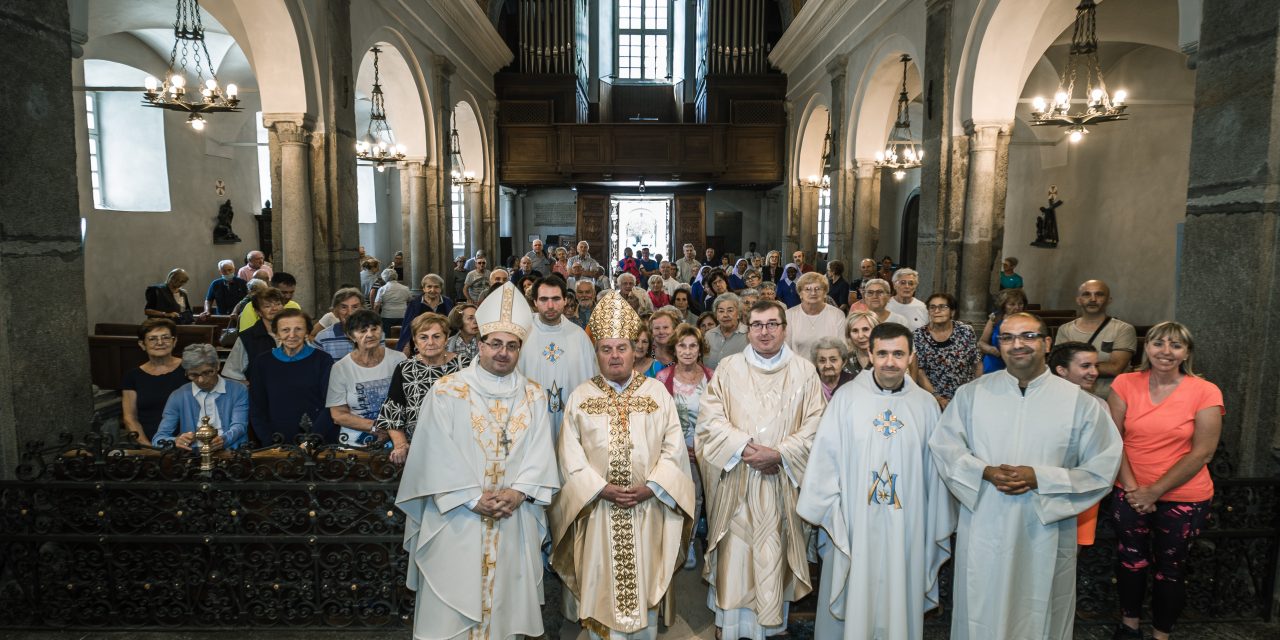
[1112,623,1142,640]
[684,541,697,570]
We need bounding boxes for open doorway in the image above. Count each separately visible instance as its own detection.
[609,196,672,273]
[900,190,920,269]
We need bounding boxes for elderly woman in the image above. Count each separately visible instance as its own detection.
[360,257,382,299]
[689,265,712,310]
[649,307,682,369]
[701,269,732,311]
[743,269,764,292]
[728,258,750,290]
[145,268,199,324]
[396,273,454,353]
[758,281,778,302]
[374,312,471,464]
[913,292,981,408]
[655,322,714,569]
[222,287,287,382]
[979,287,1028,373]
[671,285,698,324]
[121,318,187,445]
[648,274,672,309]
[812,336,854,400]
[843,310,880,376]
[704,292,748,369]
[154,343,249,450]
[776,263,802,307]
[445,302,479,361]
[552,246,571,278]
[374,268,412,335]
[862,278,912,327]
[1108,322,1224,640]
[248,308,337,445]
[785,271,846,360]
[326,309,407,447]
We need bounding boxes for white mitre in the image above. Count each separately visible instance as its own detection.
[475,281,533,341]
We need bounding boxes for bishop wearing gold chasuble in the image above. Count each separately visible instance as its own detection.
[696,300,825,639]
[397,283,561,640]
[551,290,696,640]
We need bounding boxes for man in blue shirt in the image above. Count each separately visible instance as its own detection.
[204,259,248,315]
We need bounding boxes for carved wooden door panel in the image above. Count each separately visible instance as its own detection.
[674,194,706,253]
[576,194,609,256]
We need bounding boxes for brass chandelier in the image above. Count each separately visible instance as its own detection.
[141,0,241,131]
[1029,0,1129,142]
[355,46,406,172]
[874,54,922,180]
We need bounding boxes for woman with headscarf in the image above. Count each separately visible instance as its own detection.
[728,258,750,291]
[689,265,712,312]
[775,263,802,308]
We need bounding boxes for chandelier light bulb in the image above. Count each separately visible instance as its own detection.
[1054,91,1068,107]
[807,174,819,186]
[376,164,386,173]
[894,169,906,181]
[1068,128,1084,143]
[464,170,476,180]
[171,74,186,89]
[917,149,924,161]
[226,83,238,98]
[451,170,461,179]
[875,151,885,162]
[1113,89,1127,105]
[205,78,217,91]
[1090,88,1103,102]
[396,144,407,154]
[144,76,158,92]
[188,114,206,131]
[1032,96,1046,112]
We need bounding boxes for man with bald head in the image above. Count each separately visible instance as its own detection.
[1054,279,1137,398]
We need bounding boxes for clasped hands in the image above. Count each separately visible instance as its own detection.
[982,464,1038,495]
[600,483,656,509]
[742,442,783,476]
[470,488,526,519]
[173,432,225,452]
[1122,485,1160,514]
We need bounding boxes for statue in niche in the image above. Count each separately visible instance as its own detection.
[213,199,242,245]
[1031,185,1061,248]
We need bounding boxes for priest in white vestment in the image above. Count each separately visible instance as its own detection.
[397,282,561,640]
[929,313,1122,640]
[797,322,956,640]
[551,290,696,640]
[696,299,825,640]
[519,276,598,439]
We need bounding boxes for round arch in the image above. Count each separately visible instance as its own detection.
[794,97,831,184]
[452,98,486,181]
[353,35,432,159]
[203,0,315,116]
[848,36,923,166]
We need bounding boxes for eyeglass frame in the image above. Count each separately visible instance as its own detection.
[995,331,1048,344]
[748,320,787,332]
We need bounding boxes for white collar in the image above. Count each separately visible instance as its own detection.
[605,373,635,393]
[190,377,226,398]
[744,344,790,371]
[466,360,521,397]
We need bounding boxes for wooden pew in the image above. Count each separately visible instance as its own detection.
[88,326,217,391]
[94,323,217,347]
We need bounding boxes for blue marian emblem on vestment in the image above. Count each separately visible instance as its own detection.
[543,342,564,363]
[868,462,903,509]
[547,381,564,414]
[872,409,903,438]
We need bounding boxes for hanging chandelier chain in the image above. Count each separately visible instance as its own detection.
[143,0,241,127]
[1029,0,1128,139]
[356,45,405,170]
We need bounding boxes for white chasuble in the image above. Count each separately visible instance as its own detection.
[796,371,956,640]
[551,374,695,639]
[695,346,825,638]
[929,369,1121,640]
[396,362,560,640]
[519,315,599,440]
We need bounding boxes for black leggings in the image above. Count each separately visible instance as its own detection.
[1110,486,1210,633]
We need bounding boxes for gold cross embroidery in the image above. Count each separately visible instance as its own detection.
[576,375,658,624]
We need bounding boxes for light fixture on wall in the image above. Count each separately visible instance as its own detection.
[449,112,477,186]
[638,177,646,193]
[874,54,923,180]
[1029,0,1128,142]
[804,174,831,190]
[356,46,407,172]
[141,0,241,130]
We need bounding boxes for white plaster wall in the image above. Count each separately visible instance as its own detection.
[357,167,403,270]
[1004,45,1194,324]
[877,168,922,263]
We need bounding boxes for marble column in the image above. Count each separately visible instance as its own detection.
[269,118,315,312]
[958,123,1005,323]
[917,0,966,298]
[405,161,428,289]
[0,0,93,477]
[1177,0,1280,475]
[796,183,819,260]
[827,55,850,266]
[852,161,879,265]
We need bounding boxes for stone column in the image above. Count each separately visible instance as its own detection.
[917,0,966,298]
[268,118,315,311]
[0,0,93,477]
[958,122,1005,323]
[1177,0,1280,475]
[405,161,428,289]
[796,183,819,260]
[852,161,879,265]
[827,54,850,265]
[424,164,447,277]
[436,58,456,272]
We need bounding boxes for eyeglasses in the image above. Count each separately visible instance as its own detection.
[996,331,1047,344]
[144,335,175,344]
[927,304,951,311]
[801,286,824,293]
[864,290,889,297]
[481,339,521,353]
[186,369,218,380]
[748,321,785,332]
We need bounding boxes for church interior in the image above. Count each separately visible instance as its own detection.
[1,0,1278,637]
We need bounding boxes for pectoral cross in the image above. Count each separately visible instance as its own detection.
[499,428,512,457]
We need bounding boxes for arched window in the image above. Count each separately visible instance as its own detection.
[816,186,831,255]
[83,59,170,212]
[616,0,672,81]
[451,184,468,256]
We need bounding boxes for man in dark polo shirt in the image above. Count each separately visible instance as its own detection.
[204,259,248,315]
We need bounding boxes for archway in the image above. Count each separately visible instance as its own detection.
[795,103,831,260]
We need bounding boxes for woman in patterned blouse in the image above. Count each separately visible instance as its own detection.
[374,312,471,464]
[913,292,981,409]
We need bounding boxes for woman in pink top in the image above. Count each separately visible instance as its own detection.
[1106,321,1224,640]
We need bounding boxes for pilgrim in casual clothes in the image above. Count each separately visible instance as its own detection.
[373,312,471,464]
[326,309,407,446]
[248,308,336,445]
[154,344,249,450]
[121,319,187,445]
[315,288,364,361]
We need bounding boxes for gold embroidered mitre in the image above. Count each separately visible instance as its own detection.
[475,281,532,341]
[587,289,642,342]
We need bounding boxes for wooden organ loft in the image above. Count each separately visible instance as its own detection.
[494,0,787,188]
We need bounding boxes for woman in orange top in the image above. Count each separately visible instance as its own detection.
[1106,321,1223,640]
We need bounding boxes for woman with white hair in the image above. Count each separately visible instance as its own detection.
[145,268,199,324]
[153,343,249,450]
[203,259,248,315]
[811,336,854,400]
[785,271,846,361]
[374,267,412,335]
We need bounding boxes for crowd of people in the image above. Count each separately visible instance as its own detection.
[129,241,1222,640]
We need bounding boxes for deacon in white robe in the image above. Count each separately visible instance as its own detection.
[520,278,598,439]
[397,282,561,640]
[696,300,825,640]
[551,290,695,640]
[797,322,955,640]
[928,312,1122,640]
